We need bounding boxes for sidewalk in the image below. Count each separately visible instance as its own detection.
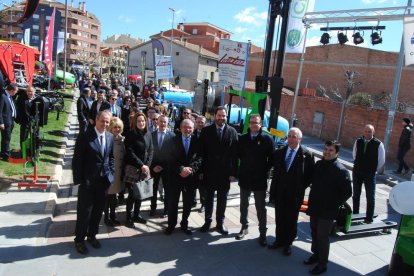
[0,98,407,275]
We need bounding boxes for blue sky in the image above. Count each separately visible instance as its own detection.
[7,0,409,52]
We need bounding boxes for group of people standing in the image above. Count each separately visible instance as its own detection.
[71,79,411,275]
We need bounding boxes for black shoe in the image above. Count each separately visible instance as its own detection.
[133,215,147,224]
[216,224,229,235]
[304,255,318,265]
[364,218,373,224]
[200,222,211,232]
[104,218,114,227]
[283,245,292,256]
[191,201,197,208]
[403,169,411,175]
[164,227,174,235]
[111,218,121,226]
[125,219,136,228]
[309,265,327,275]
[149,210,156,217]
[198,206,205,213]
[75,241,88,255]
[118,197,125,205]
[258,233,267,247]
[235,228,248,240]
[160,212,167,218]
[160,196,164,202]
[181,227,193,235]
[268,241,282,250]
[87,237,101,249]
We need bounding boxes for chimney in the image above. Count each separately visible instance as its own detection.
[71,0,74,7]
[199,45,202,53]
[83,2,86,12]
[78,1,83,11]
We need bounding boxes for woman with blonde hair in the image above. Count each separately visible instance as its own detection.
[104,117,125,226]
[124,112,153,227]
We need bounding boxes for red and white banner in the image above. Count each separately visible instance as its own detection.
[44,8,56,76]
[218,39,250,90]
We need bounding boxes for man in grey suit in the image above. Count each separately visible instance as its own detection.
[72,109,115,255]
[150,115,175,217]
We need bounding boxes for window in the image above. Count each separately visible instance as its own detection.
[77,41,82,46]
[176,52,179,56]
[192,29,198,35]
[46,15,51,21]
[91,25,98,30]
[32,35,39,41]
[32,25,39,30]
[91,34,97,40]
[33,14,39,19]
[91,44,97,49]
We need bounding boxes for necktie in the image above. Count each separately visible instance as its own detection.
[217,128,222,141]
[9,95,16,118]
[285,149,294,171]
[184,137,189,154]
[158,132,164,148]
[111,105,116,115]
[100,135,105,156]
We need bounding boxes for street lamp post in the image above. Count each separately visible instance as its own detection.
[169,7,175,89]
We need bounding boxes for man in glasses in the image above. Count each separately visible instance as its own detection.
[235,114,274,246]
[109,95,122,118]
[174,108,192,134]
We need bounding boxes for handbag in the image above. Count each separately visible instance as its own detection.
[124,164,153,200]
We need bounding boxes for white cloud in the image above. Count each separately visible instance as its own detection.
[305,35,323,47]
[234,7,267,26]
[234,27,248,33]
[118,15,134,24]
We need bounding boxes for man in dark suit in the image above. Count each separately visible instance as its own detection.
[88,89,110,127]
[199,106,238,235]
[77,88,91,134]
[72,109,115,255]
[268,127,314,255]
[150,115,175,217]
[193,115,207,212]
[164,119,201,235]
[108,94,122,118]
[235,114,275,246]
[0,84,18,161]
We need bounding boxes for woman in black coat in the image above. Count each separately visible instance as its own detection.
[124,112,153,228]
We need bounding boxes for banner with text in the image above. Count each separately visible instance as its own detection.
[218,39,249,90]
[285,0,315,53]
[404,17,414,66]
[155,55,173,80]
[44,8,56,76]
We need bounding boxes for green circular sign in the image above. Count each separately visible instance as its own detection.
[287,29,302,48]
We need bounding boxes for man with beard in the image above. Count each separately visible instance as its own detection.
[198,106,238,235]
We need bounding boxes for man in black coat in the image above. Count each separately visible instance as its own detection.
[0,84,18,161]
[268,127,314,255]
[88,89,110,127]
[164,119,201,235]
[72,110,115,255]
[395,118,412,175]
[198,106,238,235]
[150,115,175,217]
[77,87,91,134]
[305,140,352,275]
[15,86,37,150]
[235,114,274,246]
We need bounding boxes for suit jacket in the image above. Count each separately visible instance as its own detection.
[0,91,15,127]
[151,130,175,169]
[77,95,90,123]
[109,104,122,118]
[198,123,238,190]
[167,133,202,187]
[88,100,110,123]
[72,127,115,188]
[270,145,314,208]
[124,129,153,169]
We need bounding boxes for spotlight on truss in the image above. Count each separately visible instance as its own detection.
[352,32,364,45]
[320,32,331,45]
[337,31,348,45]
[371,31,382,45]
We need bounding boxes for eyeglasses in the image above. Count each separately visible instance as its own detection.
[111,97,117,100]
[152,118,158,121]
[183,112,191,115]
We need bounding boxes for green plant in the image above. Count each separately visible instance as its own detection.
[348,92,374,107]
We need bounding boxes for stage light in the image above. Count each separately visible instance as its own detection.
[320,32,330,45]
[371,31,382,45]
[352,32,364,45]
[337,31,348,45]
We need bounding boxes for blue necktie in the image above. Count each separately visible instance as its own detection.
[285,149,294,171]
[184,137,189,154]
[100,135,105,156]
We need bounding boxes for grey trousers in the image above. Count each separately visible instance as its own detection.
[310,216,335,267]
[239,188,267,233]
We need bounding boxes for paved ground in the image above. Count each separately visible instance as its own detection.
[0,97,411,275]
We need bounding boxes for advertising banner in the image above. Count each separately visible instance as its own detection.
[285,0,315,53]
[403,17,414,66]
[218,39,249,90]
[44,8,56,76]
[155,55,173,80]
